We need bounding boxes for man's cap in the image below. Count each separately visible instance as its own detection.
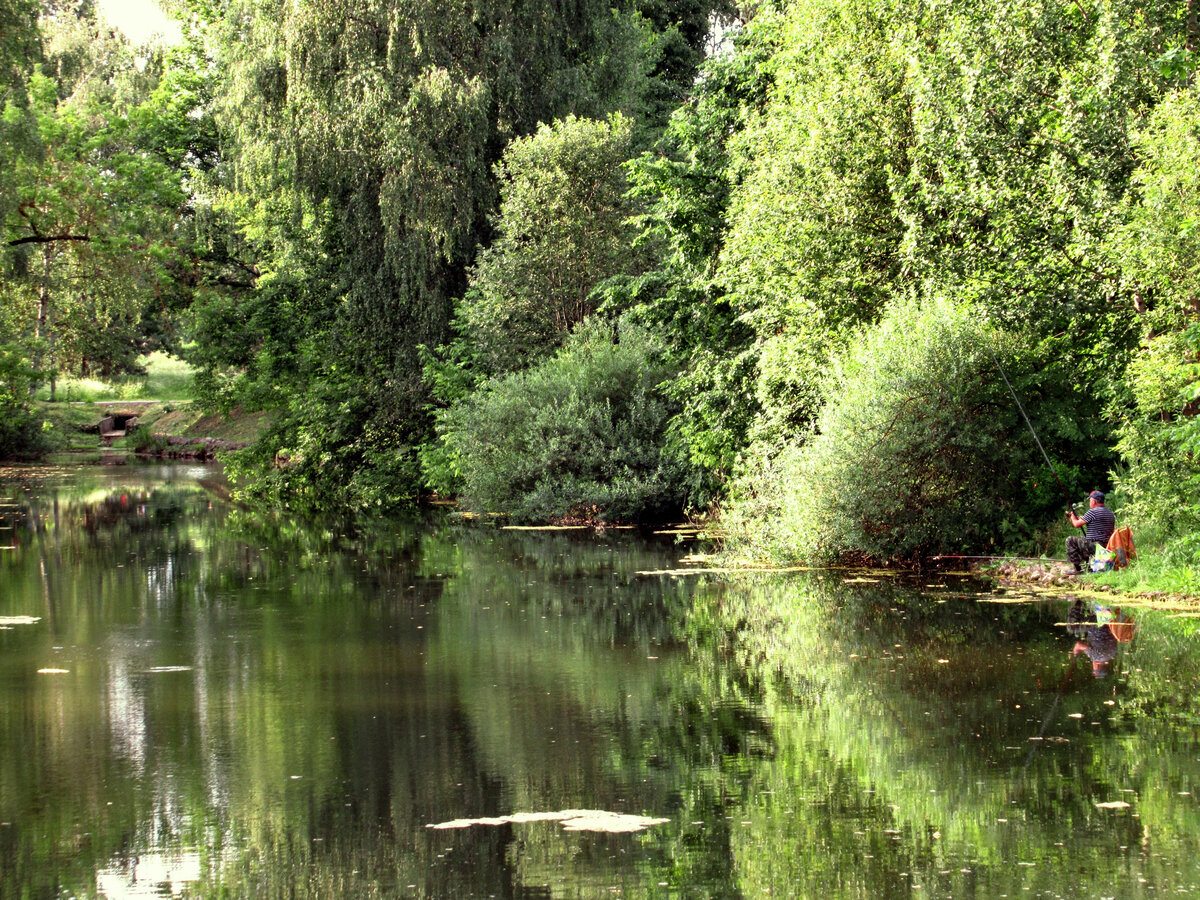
[1090,490,1106,502]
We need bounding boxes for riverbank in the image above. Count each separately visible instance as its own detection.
[983,555,1200,606]
[40,401,271,461]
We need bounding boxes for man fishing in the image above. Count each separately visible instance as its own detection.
[1065,490,1116,573]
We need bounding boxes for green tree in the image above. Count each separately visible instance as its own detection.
[188,0,719,509]
[624,14,778,489]
[0,0,44,453]
[0,0,41,226]
[716,0,909,441]
[1108,85,1200,560]
[451,114,651,378]
[0,4,198,408]
[2,73,185,391]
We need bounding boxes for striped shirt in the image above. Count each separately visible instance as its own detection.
[1083,506,1116,544]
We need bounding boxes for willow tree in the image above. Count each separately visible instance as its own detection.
[191,0,717,509]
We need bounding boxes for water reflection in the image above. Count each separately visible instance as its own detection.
[96,852,204,898]
[1066,598,1124,679]
[1,465,1200,899]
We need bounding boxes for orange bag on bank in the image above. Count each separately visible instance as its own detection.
[1106,526,1136,569]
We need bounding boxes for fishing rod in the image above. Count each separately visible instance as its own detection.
[985,342,1074,511]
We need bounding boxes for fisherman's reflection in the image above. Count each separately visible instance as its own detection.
[1067,598,1119,679]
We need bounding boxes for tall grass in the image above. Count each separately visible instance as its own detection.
[37,352,196,402]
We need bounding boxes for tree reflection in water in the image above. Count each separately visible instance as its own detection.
[0,464,1198,898]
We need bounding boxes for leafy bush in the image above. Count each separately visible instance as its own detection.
[0,341,47,459]
[723,297,1058,563]
[1106,87,1200,568]
[1110,326,1200,564]
[436,320,690,522]
[452,114,652,378]
[0,405,48,459]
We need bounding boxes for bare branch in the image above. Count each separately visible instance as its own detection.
[7,234,91,247]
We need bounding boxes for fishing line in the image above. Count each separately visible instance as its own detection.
[985,342,1074,510]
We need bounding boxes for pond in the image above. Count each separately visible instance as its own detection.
[1,463,1199,899]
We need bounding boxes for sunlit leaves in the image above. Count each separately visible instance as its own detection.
[1105,85,1200,559]
[438,320,689,522]
[453,113,648,377]
[724,298,1043,562]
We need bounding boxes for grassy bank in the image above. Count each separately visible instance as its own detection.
[35,353,272,454]
[1084,549,1199,598]
[35,352,198,403]
[990,511,1200,601]
[39,401,273,457]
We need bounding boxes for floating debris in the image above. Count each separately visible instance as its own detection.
[636,566,815,576]
[501,526,589,531]
[978,595,1050,604]
[427,810,670,833]
[37,668,69,674]
[1095,801,1131,809]
[142,666,193,673]
[0,616,41,626]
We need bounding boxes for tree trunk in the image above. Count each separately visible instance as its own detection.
[32,250,58,401]
[31,254,49,397]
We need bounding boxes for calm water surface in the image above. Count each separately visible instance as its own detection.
[2,463,1200,899]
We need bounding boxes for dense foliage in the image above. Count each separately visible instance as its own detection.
[2,0,1198,561]
[437,321,689,522]
[178,0,719,510]
[724,298,1062,561]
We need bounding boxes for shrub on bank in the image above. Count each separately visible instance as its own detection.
[1109,327,1200,570]
[436,320,691,522]
[0,343,48,460]
[723,297,1048,563]
[0,405,48,459]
